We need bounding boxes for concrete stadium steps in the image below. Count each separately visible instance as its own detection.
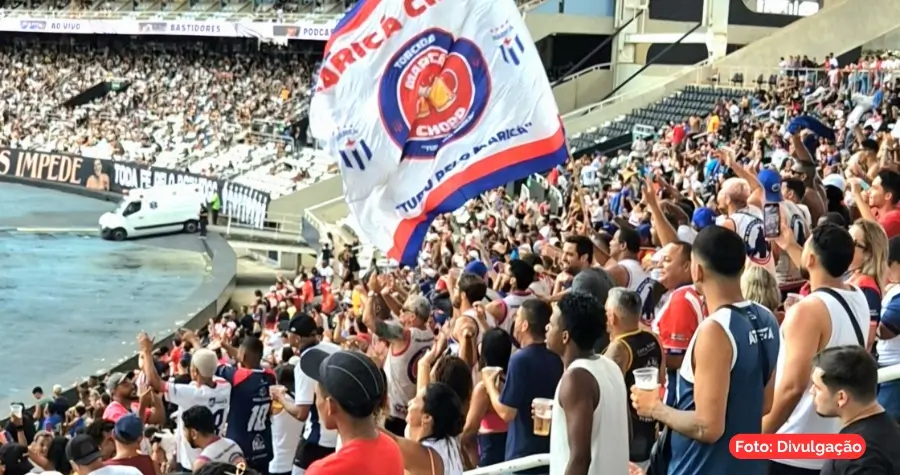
[310,200,350,226]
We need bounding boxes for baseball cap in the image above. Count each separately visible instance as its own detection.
[692,207,716,229]
[191,349,219,378]
[105,372,132,394]
[112,414,144,444]
[66,434,102,466]
[758,169,783,203]
[299,349,385,419]
[0,443,33,475]
[822,173,846,192]
[287,314,318,338]
[464,261,488,278]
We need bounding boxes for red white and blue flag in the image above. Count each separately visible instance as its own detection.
[310,0,568,265]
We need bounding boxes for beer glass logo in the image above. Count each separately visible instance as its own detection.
[379,29,491,160]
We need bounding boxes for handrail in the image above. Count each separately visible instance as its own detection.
[561,62,896,122]
[464,454,549,475]
[0,8,342,21]
[553,62,611,86]
[463,365,900,474]
[561,57,713,119]
[304,207,327,237]
[307,195,346,212]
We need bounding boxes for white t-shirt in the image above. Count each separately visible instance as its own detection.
[198,437,245,466]
[270,394,305,474]
[295,341,341,448]
[164,379,233,469]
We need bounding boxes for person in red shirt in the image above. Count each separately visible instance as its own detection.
[852,169,900,239]
[300,349,403,475]
[650,242,708,406]
[102,372,137,422]
[104,414,156,475]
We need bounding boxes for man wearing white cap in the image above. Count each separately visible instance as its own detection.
[137,334,231,472]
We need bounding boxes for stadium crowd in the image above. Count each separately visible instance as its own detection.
[8,25,900,475]
[0,35,318,178]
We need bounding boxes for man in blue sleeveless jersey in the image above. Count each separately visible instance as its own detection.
[631,225,780,475]
[215,336,276,475]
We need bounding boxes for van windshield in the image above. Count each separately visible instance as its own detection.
[115,198,132,214]
[116,199,142,216]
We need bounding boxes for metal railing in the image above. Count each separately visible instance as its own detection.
[463,366,900,474]
[561,57,714,121]
[219,210,305,240]
[703,65,900,97]
[553,62,612,86]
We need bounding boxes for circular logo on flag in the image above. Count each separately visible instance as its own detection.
[379,29,491,160]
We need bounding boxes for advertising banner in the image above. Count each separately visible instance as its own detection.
[0,17,337,41]
[0,148,270,228]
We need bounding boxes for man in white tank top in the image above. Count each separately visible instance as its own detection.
[765,223,871,474]
[545,292,629,475]
[485,259,536,333]
[606,227,654,310]
[373,294,436,436]
[715,155,777,277]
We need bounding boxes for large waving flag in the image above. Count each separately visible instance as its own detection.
[310,0,569,265]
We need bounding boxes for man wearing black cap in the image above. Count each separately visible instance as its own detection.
[67,434,142,475]
[274,314,340,475]
[0,443,33,475]
[297,349,403,475]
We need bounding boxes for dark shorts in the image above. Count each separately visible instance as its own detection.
[247,459,269,475]
[293,438,336,470]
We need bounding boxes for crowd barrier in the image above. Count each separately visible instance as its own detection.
[706,65,900,97]
[0,147,270,228]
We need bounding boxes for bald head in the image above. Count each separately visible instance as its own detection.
[719,177,750,206]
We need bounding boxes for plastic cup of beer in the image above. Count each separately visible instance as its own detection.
[532,398,553,436]
[633,368,659,391]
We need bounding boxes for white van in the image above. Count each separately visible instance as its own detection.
[99,185,206,241]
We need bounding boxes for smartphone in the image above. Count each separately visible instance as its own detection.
[763,203,781,238]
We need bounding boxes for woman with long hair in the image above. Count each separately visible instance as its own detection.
[740,266,784,323]
[848,219,889,348]
[383,382,466,475]
[461,328,512,467]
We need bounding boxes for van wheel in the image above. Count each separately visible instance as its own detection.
[184,220,199,233]
[112,228,127,241]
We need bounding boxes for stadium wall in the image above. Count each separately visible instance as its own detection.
[0,175,237,422]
